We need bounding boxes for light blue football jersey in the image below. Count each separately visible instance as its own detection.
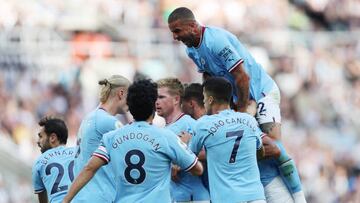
[191,109,265,203]
[186,26,276,102]
[32,146,76,203]
[166,114,210,201]
[93,121,198,203]
[73,108,120,202]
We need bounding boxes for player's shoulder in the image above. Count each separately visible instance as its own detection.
[196,114,213,127]
[239,112,258,123]
[94,108,118,132]
[155,126,179,143]
[65,146,77,154]
[205,26,235,40]
[178,114,196,124]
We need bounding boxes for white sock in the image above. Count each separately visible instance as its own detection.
[293,190,307,203]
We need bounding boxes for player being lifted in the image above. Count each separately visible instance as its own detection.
[63,79,203,203]
[73,75,130,202]
[168,7,306,203]
[32,116,76,203]
[156,78,210,202]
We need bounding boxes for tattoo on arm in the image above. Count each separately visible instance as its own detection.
[231,63,249,112]
[260,122,276,134]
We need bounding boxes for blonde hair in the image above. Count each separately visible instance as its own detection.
[156,77,184,98]
[98,75,130,103]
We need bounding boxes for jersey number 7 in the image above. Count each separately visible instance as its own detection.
[226,130,244,163]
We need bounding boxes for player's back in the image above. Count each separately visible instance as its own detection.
[73,108,118,202]
[95,121,197,203]
[32,146,76,203]
[193,109,265,203]
[166,114,210,201]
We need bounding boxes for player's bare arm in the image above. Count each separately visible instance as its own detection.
[261,135,281,159]
[256,145,266,160]
[260,122,282,141]
[188,160,203,176]
[230,63,250,112]
[37,191,48,203]
[62,156,106,203]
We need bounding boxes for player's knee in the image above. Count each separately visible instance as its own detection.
[260,122,281,140]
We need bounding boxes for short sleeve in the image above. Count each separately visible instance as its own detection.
[165,131,198,172]
[92,136,111,164]
[32,162,45,194]
[190,120,208,155]
[211,32,243,72]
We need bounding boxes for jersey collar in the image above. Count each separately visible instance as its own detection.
[195,26,206,49]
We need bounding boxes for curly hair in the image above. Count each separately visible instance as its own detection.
[127,79,158,121]
[38,116,68,144]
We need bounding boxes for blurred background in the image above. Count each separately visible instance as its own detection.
[0,0,359,202]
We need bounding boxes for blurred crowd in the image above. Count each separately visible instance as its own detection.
[0,0,360,202]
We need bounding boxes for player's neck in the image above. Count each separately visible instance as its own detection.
[194,107,206,120]
[165,109,184,125]
[194,25,205,48]
[211,104,230,115]
[50,142,63,149]
[99,102,117,116]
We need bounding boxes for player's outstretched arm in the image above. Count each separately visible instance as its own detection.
[230,63,250,112]
[188,160,203,176]
[62,157,105,203]
[37,191,48,203]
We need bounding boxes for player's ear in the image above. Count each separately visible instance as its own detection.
[189,100,195,107]
[208,96,214,105]
[174,94,181,105]
[117,88,124,100]
[49,133,57,143]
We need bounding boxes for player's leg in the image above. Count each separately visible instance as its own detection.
[264,176,294,203]
[256,87,306,203]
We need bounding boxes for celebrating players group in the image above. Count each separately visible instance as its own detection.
[32,7,307,203]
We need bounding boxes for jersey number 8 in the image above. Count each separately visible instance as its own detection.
[124,149,146,184]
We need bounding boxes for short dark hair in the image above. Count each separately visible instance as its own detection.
[38,116,68,144]
[203,77,232,104]
[168,7,195,24]
[183,83,204,107]
[127,79,158,121]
